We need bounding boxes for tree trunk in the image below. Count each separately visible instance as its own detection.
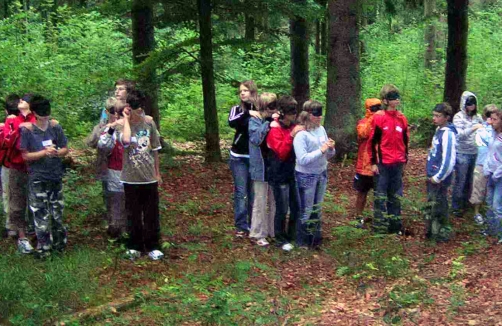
[444,0,468,113]
[315,19,320,54]
[245,13,255,41]
[424,0,436,69]
[197,0,222,162]
[132,0,160,129]
[290,0,310,111]
[325,0,361,157]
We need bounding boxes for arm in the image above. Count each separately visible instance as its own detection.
[122,109,131,146]
[453,113,481,140]
[85,124,103,148]
[248,117,270,146]
[266,127,294,161]
[3,118,18,149]
[356,117,372,140]
[228,106,250,129]
[154,151,161,182]
[97,127,117,155]
[293,132,324,166]
[22,149,50,162]
[431,130,456,183]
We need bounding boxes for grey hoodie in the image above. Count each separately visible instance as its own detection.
[453,91,483,155]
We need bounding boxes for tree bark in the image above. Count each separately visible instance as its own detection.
[290,0,310,111]
[424,0,436,69]
[132,0,160,129]
[245,13,255,41]
[325,0,361,157]
[315,19,320,55]
[444,0,468,113]
[197,0,222,162]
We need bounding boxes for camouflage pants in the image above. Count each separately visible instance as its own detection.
[29,179,67,253]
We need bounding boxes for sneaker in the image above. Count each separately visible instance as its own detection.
[34,250,51,260]
[125,249,141,261]
[17,238,34,254]
[474,214,484,225]
[235,230,248,238]
[148,250,164,261]
[256,238,269,246]
[281,243,294,251]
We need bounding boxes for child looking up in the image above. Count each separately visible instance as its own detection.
[425,103,457,242]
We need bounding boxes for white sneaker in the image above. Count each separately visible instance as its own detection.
[148,250,164,261]
[256,238,269,246]
[125,249,141,261]
[474,214,484,225]
[281,243,294,251]
[17,238,34,254]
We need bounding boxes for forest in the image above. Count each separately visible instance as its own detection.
[1,0,502,324]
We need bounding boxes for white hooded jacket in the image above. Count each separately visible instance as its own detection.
[453,91,483,155]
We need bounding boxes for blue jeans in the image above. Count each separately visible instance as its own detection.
[425,180,452,241]
[271,179,299,244]
[373,163,404,234]
[229,156,253,232]
[452,153,477,212]
[485,176,502,237]
[295,170,327,248]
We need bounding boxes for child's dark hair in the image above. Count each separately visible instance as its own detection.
[29,95,51,116]
[126,89,146,110]
[277,95,298,117]
[115,79,136,94]
[433,102,453,119]
[4,94,20,115]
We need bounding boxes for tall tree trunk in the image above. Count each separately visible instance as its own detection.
[444,0,468,113]
[325,0,361,157]
[132,0,160,129]
[290,0,310,110]
[245,13,255,41]
[424,0,436,69]
[315,19,320,55]
[320,19,327,55]
[197,0,222,162]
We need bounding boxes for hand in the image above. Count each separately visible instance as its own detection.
[249,110,261,119]
[123,108,131,120]
[327,138,335,149]
[473,124,483,131]
[7,115,16,119]
[45,146,57,157]
[50,119,59,127]
[272,113,280,120]
[371,164,379,175]
[270,121,280,128]
[0,123,4,129]
[157,174,163,184]
[320,143,329,153]
[290,125,305,137]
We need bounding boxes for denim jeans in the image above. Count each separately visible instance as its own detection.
[485,176,502,237]
[373,163,404,234]
[271,179,299,244]
[425,180,452,241]
[229,155,253,232]
[295,170,327,248]
[452,153,477,212]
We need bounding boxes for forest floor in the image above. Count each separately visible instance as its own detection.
[1,144,502,325]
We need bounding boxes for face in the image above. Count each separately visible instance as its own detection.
[310,113,322,126]
[491,114,502,132]
[283,113,296,125]
[486,116,493,125]
[115,85,127,101]
[18,99,30,111]
[239,85,251,103]
[385,98,400,109]
[466,104,476,113]
[35,113,50,122]
[432,112,448,126]
[130,108,144,122]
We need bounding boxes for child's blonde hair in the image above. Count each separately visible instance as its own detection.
[380,84,400,109]
[297,111,318,131]
[105,97,117,111]
[483,104,499,120]
[257,92,277,112]
[302,100,322,113]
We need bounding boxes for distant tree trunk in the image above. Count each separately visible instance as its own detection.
[79,0,86,8]
[197,0,222,162]
[424,0,436,69]
[325,0,361,157]
[290,0,310,110]
[315,19,320,54]
[320,19,327,55]
[132,0,160,129]
[245,13,255,41]
[444,0,468,113]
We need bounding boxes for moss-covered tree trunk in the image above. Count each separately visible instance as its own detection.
[444,0,468,113]
[325,0,360,157]
[290,0,310,110]
[197,0,222,162]
[424,0,436,69]
[132,0,160,128]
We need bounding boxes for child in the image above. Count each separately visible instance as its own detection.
[228,80,260,237]
[451,91,483,217]
[483,109,502,241]
[248,93,277,246]
[354,98,382,226]
[425,103,457,242]
[98,101,127,239]
[266,96,301,251]
[1,94,20,237]
[294,100,335,248]
[119,90,163,260]
[20,95,68,258]
[369,84,409,234]
[469,104,498,225]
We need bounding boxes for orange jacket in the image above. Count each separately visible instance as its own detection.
[355,98,381,176]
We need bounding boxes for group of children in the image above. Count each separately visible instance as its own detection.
[229,80,335,250]
[0,93,68,258]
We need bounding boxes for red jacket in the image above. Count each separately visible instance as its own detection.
[355,98,381,176]
[0,126,6,166]
[108,139,124,171]
[369,109,409,165]
[3,112,36,171]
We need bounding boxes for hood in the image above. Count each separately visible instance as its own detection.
[364,98,382,118]
[460,91,477,114]
[442,122,458,135]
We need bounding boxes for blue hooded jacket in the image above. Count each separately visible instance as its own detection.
[427,123,458,184]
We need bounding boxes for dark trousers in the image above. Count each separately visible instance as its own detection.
[271,179,299,244]
[425,180,451,241]
[372,163,404,234]
[123,182,160,252]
